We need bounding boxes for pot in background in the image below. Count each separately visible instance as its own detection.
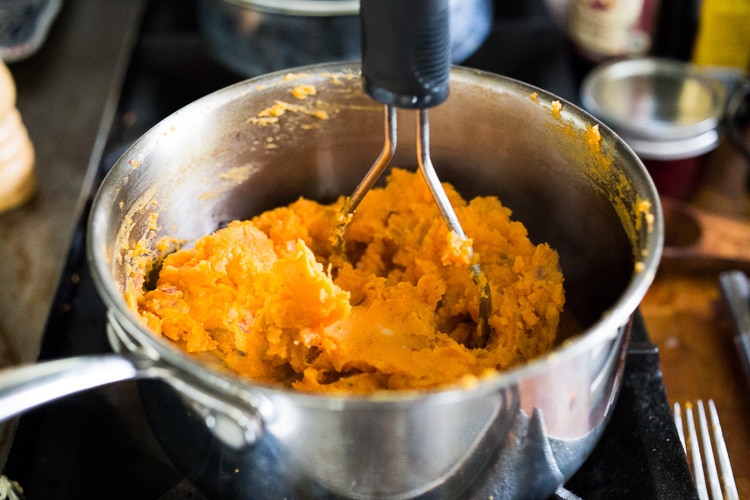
[86,62,662,498]
[0,0,62,62]
[195,0,493,76]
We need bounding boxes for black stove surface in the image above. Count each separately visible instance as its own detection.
[3,1,696,498]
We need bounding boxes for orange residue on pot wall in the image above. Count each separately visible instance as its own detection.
[247,100,330,126]
[536,98,655,272]
[584,122,656,270]
[551,100,563,119]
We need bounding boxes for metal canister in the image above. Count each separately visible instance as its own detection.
[581,57,727,200]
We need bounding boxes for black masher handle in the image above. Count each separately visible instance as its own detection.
[360,0,451,109]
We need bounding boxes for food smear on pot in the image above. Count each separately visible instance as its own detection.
[290,84,316,100]
[247,99,329,126]
[551,100,563,120]
[134,168,566,394]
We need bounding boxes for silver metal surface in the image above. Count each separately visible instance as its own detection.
[222,0,359,16]
[346,106,397,214]
[718,270,750,390]
[0,0,62,62]
[345,106,492,341]
[0,63,663,498]
[581,58,727,160]
[223,0,359,16]
[90,63,661,498]
[415,108,491,342]
[0,354,140,421]
[196,0,493,76]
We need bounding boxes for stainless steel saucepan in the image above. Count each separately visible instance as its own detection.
[0,62,663,499]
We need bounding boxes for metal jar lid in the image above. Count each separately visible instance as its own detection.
[581,58,727,160]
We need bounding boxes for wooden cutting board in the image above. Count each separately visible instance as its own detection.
[640,130,750,497]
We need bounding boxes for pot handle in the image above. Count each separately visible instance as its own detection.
[105,310,266,450]
[0,351,265,450]
[0,354,142,422]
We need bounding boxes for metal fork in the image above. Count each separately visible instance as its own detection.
[673,400,739,500]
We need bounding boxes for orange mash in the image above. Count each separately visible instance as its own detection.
[136,168,565,394]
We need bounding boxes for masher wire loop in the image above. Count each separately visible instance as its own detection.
[347,106,397,215]
[342,105,493,343]
[349,0,492,342]
[416,109,492,341]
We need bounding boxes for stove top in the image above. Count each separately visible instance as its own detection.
[2,1,696,498]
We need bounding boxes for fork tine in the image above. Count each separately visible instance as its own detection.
[697,401,722,500]
[674,402,686,452]
[685,402,709,500]
[707,400,739,500]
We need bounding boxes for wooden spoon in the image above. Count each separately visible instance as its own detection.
[662,197,750,271]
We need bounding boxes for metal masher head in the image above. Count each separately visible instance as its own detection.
[334,0,492,343]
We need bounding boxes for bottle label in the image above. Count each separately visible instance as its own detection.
[568,0,649,59]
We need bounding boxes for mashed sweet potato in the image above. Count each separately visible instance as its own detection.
[136,168,565,394]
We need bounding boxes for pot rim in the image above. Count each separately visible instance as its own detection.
[220,0,359,17]
[87,61,664,407]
